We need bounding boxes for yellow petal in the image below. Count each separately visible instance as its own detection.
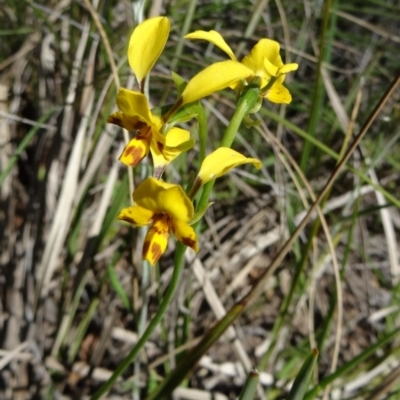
[278,63,298,75]
[171,218,198,252]
[165,127,191,147]
[107,111,139,131]
[128,17,170,82]
[242,39,283,78]
[142,216,170,265]
[118,205,154,226]
[263,57,279,77]
[181,60,253,105]
[264,82,292,104]
[133,178,194,222]
[197,147,261,184]
[116,88,157,127]
[150,127,190,169]
[119,135,150,167]
[185,30,237,61]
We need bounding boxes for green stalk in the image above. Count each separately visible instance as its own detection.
[300,0,333,171]
[144,85,260,399]
[194,103,208,164]
[221,85,260,147]
[146,304,245,400]
[90,243,187,400]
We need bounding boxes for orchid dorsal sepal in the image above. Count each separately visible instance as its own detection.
[128,17,170,84]
[190,202,214,225]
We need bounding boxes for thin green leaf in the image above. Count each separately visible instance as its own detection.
[107,265,132,313]
[238,369,259,400]
[287,349,319,400]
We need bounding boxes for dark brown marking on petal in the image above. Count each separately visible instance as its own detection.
[150,242,163,263]
[142,241,150,259]
[156,141,164,152]
[137,125,152,138]
[122,146,144,167]
[181,237,196,249]
[137,121,147,130]
[107,115,123,127]
[119,216,137,226]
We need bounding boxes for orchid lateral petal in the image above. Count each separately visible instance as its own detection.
[171,218,198,252]
[133,178,194,222]
[185,30,237,61]
[197,147,261,185]
[264,82,292,104]
[181,60,253,105]
[119,135,150,167]
[128,17,170,82]
[142,216,170,265]
[117,205,154,226]
[150,127,192,169]
[165,127,191,147]
[116,89,157,127]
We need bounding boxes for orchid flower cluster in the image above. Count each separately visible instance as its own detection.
[107,17,298,265]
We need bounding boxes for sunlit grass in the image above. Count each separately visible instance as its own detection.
[0,0,399,399]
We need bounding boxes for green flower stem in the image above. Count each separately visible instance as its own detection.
[144,86,261,400]
[146,304,245,400]
[90,243,187,400]
[193,85,260,206]
[221,85,260,147]
[195,103,208,164]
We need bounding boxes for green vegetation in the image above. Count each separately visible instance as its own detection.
[0,0,399,399]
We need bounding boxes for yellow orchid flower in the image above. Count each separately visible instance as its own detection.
[188,147,262,198]
[107,88,192,171]
[128,16,170,87]
[118,178,198,265]
[185,30,298,104]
